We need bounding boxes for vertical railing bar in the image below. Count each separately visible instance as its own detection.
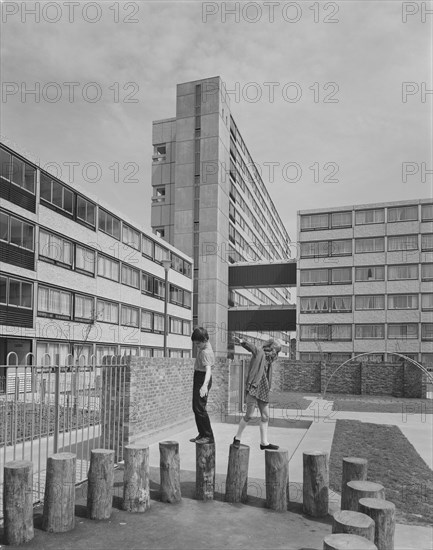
[37,366,44,506]
[30,366,35,465]
[113,365,118,457]
[13,368,18,460]
[108,365,113,451]
[121,364,126,463]
[116,365,122,463]
[68,366,73,452]
[80,363,85,481]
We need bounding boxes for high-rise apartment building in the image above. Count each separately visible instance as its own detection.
[151,77,292,355]
[0,142,193,365]
[297,199,433,365]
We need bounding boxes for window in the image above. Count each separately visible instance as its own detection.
[96,345,118,363]
[97,255,119,281]
[169,350,182,358]
[330,296,352,312]
[121,264,140,289]
[331,268,352,284]
[300,213,328,231]
[76,196,96,227]
[422,353,433,366]
[40,173,73,214]
[421,324,433,340]
[331,211,352,228]
[388,235,418,251]
[154,313,164,332]
[1,212,34,250]
[358,353,384,363]
[330,325,352,340]
[140,347,152,358]
[153,187,166,203]
[153,144,166,162]
[355,237,385,253]
[5,278,33,308]
[0,148,11,180]
[355,266,385,281]
[388,324,418,339]
[36,342,69,366]
[300,325,329,340]
[154,243,170,262]
[421,204,433,221]
[388,205,418,222]
[172,254,183,274]
[120,346,138,356]
[183,291,192,309]
[328,353,352,363]
[300,296,328,313]
[142,272,154,294]
[355,295,385,310]
[123,224,140,250]
[388,264,418,280]
[10,156,36,194]
[153,348,164,357]
[121,305,139,327]
[301,241,328,258]
[75,245,95,275]
[154,278,166,299]
[355,209,385,225]
[300,269,328,285]
[142,235,154,258]
[170,317,183,334]
[97,299,119,324]
[331,240,352,256]
[75,295,94,321]
[421,294,433,310]
[388,294,418,310]
[154,228,165,239]
[98,209,120,239]
[355,325,385,339]
[39,230,72,266]
[141,310,153,331]
[421,234,433,251]
[183,261,192,278]
[38,286,71,318]
[182,320,191,335]
[422,264,433,280]
[169,285,183,305]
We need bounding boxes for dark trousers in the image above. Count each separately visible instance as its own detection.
[192,371,214,440]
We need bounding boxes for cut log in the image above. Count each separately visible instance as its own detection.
[87,449,114,519]
[303,450,329,517]
[359,497,396,550]
[341,457,368,511]
[42,452,76,533]
[159,441,181,503]
[332,510,375,541]
[346,481,385,512]
[3,460,34,545]
[123,444,150,512]
[195,442,215,501]
[323,533,378,550]
[225,443,250,503]
[265,448,288,512]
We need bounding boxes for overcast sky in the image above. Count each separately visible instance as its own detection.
[2,0,432,243]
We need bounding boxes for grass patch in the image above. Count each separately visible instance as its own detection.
[329,419,433,526]
[269,391,315,410]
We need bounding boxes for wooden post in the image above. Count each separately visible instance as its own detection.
[346,481,385,512]
[123,444,150,513]
[359,497,396,550]
[265,448,288,512]
[341,457,368,510]
[3,460,34,545]
[225,443,250,503]
[323,533,378,550]
[332,510,375,541]
[303,450,329,517]
[159,441,181,503]
[42,452,76,533]
[195,442,215,501]
[87,449,114,519]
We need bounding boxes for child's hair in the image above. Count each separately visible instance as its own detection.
[191,327,209,343]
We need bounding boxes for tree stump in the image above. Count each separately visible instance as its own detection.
[159,441,181,503]
[3,460,34,545]
[332,510,375,541]
[341,457,368,510]
[303,450,329,517]
[225,443,250,503]
[123,444,150,512]
[42,452,76,533]
[359,497,396,550]
[195,442,215,501]
[323,533,378,550]
[346,481,385,512]
[265,448,288,512]
[87,449,114,519]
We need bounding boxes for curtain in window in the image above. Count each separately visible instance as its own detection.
[331,325,351,340]
[388,235,418,251]
[331,212,351,227]
[388,265,418,280]
[331,268,351,283]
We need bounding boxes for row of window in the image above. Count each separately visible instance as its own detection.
[300,294,433,313]
[0,147,192,277]
[0,276,191,333]
[299,352,433,365]
[300,264,433,285]
[300,323,433,340]
[300,234,432,258]
[300,204,433,231]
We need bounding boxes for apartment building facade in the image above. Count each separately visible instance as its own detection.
[0,142,193,366]
[151,76,292,355]
[297,199,433,366]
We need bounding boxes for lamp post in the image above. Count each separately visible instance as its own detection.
[161,258,172,357]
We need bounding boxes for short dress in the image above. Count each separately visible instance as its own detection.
[248,364,271,403]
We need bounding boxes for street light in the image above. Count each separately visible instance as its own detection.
[161,258,172,357]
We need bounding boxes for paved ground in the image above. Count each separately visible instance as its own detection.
[1,396,432,550]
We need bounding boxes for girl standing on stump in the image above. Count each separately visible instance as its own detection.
[232,336,282,450]
[190,327,215,444]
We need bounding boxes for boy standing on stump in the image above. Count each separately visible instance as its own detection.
[190,327,215,444]
[232,336,282,450]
